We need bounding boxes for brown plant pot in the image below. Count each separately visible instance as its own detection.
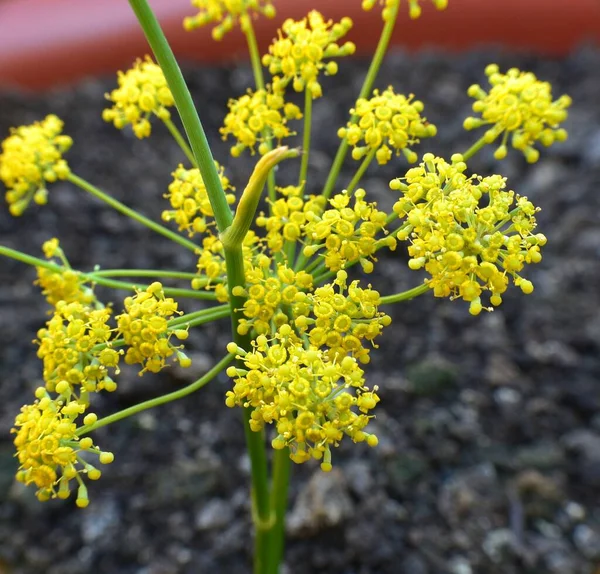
[0,0,599,90]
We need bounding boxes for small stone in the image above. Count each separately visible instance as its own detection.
[482,529,515,563]
[287,469,354,536]
[573,524,600,560]
[195,499,233,531]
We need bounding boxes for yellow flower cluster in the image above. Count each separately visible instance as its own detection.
[102,57,175,139]
[12,389,114,507]
[0,115,72,216]
[233,261,313,335]
[221,87,302,156]
[36,239,95,308]
[226,326,380,471]
[293,270,390,364]
[184,0,276,40]
[339,87,437,165]
[391,153,545,314]
[464,64,571,162]
[263,11,356,99]
[303,189,396,273]
[36,301,120,396]
[117,282,190,373]
[255,185,326,253]
[162,163,235,236]
[361,0,448,21]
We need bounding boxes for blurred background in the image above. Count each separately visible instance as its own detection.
[0,1,599,573]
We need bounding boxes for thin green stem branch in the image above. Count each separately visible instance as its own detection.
[380,282,430,305]
[461,135,491,162]
[76,353,234,436]
[68,173,199,253]
[346,148,376,195]
[321,1,400,200]
[92,269,206,281]
[298,89,313,188]
[168,305,230,328]
[162,116,198,167]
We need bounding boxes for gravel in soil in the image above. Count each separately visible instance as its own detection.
[1,45,600,574]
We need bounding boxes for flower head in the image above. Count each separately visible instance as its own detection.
[116,282,190,373]
[102,57,175,139]
[338,87,436,165]
[0,115,72,216]
[184,0,276,40]
[226,326,380,471]
[263,11,355,99]
[464,64,571,162]
[302,188,396,273]
[36,301,120,396]
[361,0,448,21]
[391,154,545,314]
[12,389,113,506]
[162,163,235,236]
[220,87,302,157]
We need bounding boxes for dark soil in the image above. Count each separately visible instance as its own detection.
[1,44,600,574]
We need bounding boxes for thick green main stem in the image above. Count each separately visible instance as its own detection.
[68,173,199,253]
[77,353,234,435]
[127,3,273,573]
[321,3,401,200]
[298,89,313,187]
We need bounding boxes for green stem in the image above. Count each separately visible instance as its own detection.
[0,245,62,273]
[461,135,490,162]
[76,353,234,435]
[92,269,206,281]
[128,0,232,233]
[162,116,198,167]
[298,89,313,188]
[380,282,430,305]
[168,305,230,328]
[68,173,199,253]
[267,448,291,573]
[346,148,376,195]
[321,0,400,200]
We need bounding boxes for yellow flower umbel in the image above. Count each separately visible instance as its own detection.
[36,239,96,308]
[361,0,448,21]
[302,188,396,273]
[162,163,235,236]
[36,301,120,396]
[226,325,380,471]
[0,115,72,216]
[263,11,356,99]
[184,0,276,40]
[102,57,175,139]
[12,389,114,506]
[391,153,546,315]
[293,270,391,364]
[464,64,571,162]
[339,87,437,164]
[116,282,190,373]
[220,87,302,157]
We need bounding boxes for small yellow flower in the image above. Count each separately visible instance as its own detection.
[263,11,355,99]
[162,163,235,236]
[339,87,436,165]
[391,153,545,314]
[184,0,276,40]
[0,115,72,216]
[361,0,448,21]
[221,87,302,157]
[102,57,175,139]
[464,64,571,162]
